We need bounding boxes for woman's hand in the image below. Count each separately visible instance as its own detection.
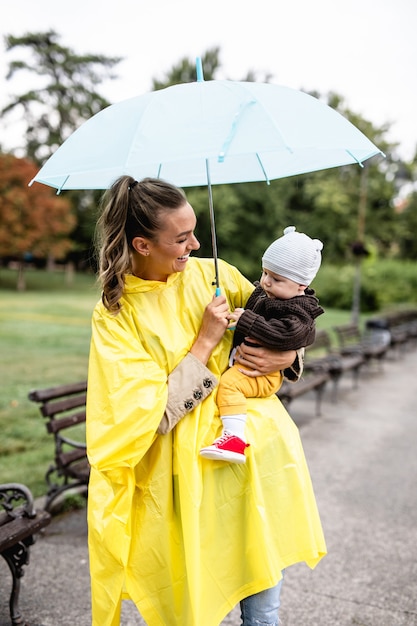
[190,294,230,365]
[234,340,296,377]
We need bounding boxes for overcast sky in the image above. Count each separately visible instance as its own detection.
[1,0,416,161]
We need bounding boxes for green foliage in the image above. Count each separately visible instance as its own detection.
[397,190,417,258]
[59,492,87,512]
[190,178,294,282]
[189,157,399,284]
[152,47,221,89]
[2,30,122,163]
[314,259,417,312]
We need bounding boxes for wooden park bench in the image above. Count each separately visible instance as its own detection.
[28,381,89,513]
[0,483,51,626]
[303,329,365,402]
[366,309,417,354]
[333,322,389,368]
[277,355,330,417]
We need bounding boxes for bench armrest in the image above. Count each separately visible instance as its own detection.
[0,483,35,520]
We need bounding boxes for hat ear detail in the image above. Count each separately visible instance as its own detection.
[283,225,296,235]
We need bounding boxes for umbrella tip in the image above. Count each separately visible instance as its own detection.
[196,57,204,82]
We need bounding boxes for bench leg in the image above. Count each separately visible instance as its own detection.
[315,382,327,417]
[1,537,33,626]
[353,367,361,389]
[330,373,342,403]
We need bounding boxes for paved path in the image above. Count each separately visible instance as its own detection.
[1,346,417,625]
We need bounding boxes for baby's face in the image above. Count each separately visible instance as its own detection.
[260,269,306,300]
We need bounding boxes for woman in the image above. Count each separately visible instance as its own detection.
[86,176,326,626]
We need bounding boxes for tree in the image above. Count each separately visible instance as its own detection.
[151,48,221,90]
[280,94,399,264]
[392,150,417,259]
[0,154,75,289]
[2,30,122,163]
[151,46,272,91]
[1,30,123,268]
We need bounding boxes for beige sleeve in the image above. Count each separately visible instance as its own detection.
[157,352,218,435]
[282,348,305,383]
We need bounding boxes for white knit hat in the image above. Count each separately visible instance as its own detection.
[262,226,323,285]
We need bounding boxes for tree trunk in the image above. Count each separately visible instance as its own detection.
[17,261,26,291]
[46,254,55,271]
[65,261,75,285]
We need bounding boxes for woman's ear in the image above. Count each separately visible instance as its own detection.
[132,236,150,257]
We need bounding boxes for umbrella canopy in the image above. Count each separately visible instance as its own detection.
[31,71,383,192]
[30,61,384,289]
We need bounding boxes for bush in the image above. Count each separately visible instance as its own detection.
[315,259,417,312]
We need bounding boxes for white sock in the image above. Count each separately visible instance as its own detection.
[221,414,247,440]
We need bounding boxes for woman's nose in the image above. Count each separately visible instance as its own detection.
[190,234,200,250]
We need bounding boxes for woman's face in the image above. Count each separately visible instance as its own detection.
[133,202,201,281]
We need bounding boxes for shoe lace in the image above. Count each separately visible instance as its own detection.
[214,431,234,445]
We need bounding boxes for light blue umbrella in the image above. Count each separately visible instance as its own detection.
[31,58,384,290]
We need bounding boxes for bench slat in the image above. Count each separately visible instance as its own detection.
[0,510,51,552]
[46,409,86,434]
[40,394,87,418]
[29,382,90,512]
[58,449,88,470]
[28,381,87,403]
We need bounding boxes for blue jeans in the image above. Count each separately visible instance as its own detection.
[239,574,284,626]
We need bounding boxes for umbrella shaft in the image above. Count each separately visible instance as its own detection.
[205,160,220,290]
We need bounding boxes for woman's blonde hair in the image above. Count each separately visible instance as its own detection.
[96,175,187,312]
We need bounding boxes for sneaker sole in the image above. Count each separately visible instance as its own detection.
[199,449,247,463]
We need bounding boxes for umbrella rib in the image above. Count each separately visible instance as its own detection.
[345,150,364,168]
[218,100,256,163]
[57,175,70,194]
[256,153,271,185]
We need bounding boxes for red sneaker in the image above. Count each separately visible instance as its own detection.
[200,430,250,463]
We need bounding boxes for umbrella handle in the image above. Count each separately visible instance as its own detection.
[214,286,236,329]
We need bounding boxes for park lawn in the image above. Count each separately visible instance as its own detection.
[0,268,354,497]
[0,269,100,495]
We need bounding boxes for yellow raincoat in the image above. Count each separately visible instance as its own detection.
[86,257,326,626]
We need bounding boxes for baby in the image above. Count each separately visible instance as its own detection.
[200,226,324,463]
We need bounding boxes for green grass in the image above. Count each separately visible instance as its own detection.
[0,268,100,495]
[0,266,385,497]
